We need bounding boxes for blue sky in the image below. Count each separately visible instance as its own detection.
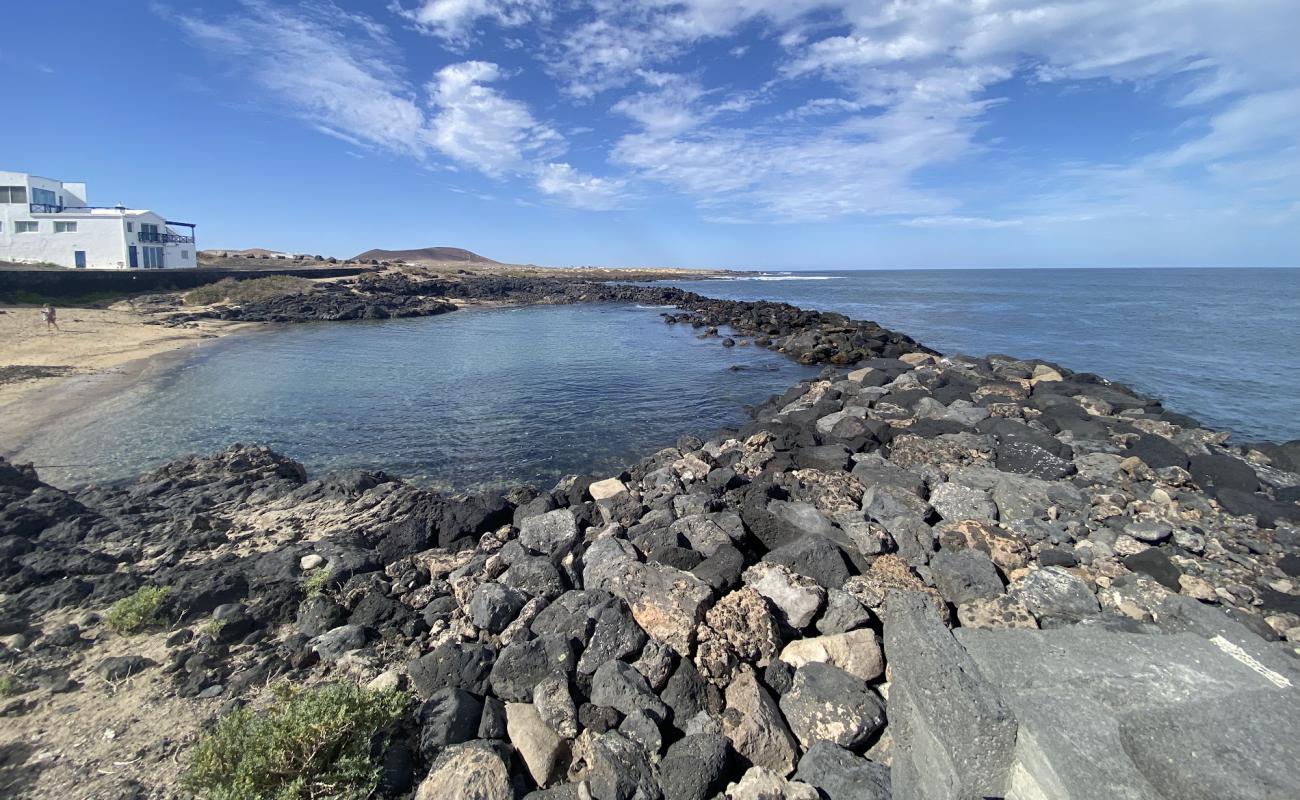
[3,1,1298,269]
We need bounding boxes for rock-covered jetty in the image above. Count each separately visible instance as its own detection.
[166,272,933,365]
[3,274,1300,799]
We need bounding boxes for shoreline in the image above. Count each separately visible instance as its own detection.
[0,304,265,458]
[0,302,264,406]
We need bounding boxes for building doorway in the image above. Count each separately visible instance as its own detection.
[74,250,86,269]
[128,246,138,268]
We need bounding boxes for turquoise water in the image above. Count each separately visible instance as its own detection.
[667,267,1300,442]
[21,304,816,490]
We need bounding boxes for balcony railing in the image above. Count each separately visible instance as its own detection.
[28,204,196,243]
[139,231,195,244]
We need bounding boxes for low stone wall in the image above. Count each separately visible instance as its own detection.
[0,267,372,301]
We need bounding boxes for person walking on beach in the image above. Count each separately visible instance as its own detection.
[42,304,59,332]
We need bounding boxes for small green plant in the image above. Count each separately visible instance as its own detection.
[184,276,313,306]
[301,569,333,598]
[200,617,229,639]
[0,672,18,698]
[105,585,170,635]
[184,683,408,800]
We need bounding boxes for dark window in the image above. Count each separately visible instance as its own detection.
[32,187,57,206]
[0,186,27,203]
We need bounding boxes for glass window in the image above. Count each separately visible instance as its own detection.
[0,186,28,203]
[181,250,189,259]
[54,221,77,233]
[32,187,57,206]
[15,221,38,233]
[127,222,133,232]
[141,246,166,268]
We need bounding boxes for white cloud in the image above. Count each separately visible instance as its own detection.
[425,60,561,175]
[176,1,427,157]
[534,162,627,209]
[176,2,626,208]
[393,0,546,42]
[589,0,1299,223]
[175,0,1300,228]
[611,73,713,137]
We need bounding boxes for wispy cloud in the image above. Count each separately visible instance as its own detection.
[425,60,561,175]
[392,0,546,44]
[173,0,618,209]
[169,0,1300,227]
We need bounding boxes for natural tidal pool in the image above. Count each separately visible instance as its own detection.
[23,303,817,490]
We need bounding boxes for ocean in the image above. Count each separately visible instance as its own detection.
[666,267,1300,443]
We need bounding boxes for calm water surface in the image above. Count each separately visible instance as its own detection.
[26,304,816,489]
[21,267,1298,489]
[668,267,1300,442]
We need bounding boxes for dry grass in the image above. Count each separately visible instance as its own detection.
[184,276,314,306]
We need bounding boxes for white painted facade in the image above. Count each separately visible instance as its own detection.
[0,171,196,269]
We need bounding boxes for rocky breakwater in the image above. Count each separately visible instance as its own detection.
[170,273,459,323]
[2,342,1300,798]
[169,271,933,366]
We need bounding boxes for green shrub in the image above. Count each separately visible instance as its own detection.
[105,585,170,635]
[200,617,228,639]
[184,683,408,800]
[0,672,18,698]
[184,276,313,306]
[301,568,333,598]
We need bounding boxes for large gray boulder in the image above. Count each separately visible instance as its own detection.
[507,702,568,786]
[590,660,669,721]
[659,733,729,800]
[794,742,891,800]
[884,592,1017,799]
[582,731,662,800]
[930,549,1004,605]
[469,582,525,633]
[955,625,1300,800]
[585,547,713,656]
[520,508,580,559]
[721,669,799,776]
[929,483,997,522]
[778,662,885,749]
[414,742,513,800]
[1012,566,1100,622]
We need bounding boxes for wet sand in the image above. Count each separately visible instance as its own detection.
[0,303,261,458]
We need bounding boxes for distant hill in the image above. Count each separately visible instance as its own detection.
[352,247,498,265]
[207,248,292,258]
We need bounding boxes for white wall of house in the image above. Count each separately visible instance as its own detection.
[1,214,129,268]
[0,170,195,269]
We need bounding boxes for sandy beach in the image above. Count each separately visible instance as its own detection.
[0,302,260,456]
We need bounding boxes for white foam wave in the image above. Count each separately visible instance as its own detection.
[727,275,838,281]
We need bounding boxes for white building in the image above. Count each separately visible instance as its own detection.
[0,171,196,269]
